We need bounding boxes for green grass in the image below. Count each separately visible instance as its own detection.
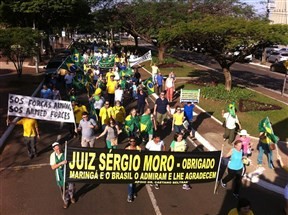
[142,57,198,77]
[177,83,288,141]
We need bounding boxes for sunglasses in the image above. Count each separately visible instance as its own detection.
[105,103,109,105]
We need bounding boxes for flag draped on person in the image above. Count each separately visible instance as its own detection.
[140,114,153,134]
[227,102,236,118]
[258,117,279,144]
[142,77,154,95]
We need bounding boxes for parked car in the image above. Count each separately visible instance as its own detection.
[267,51,288,63]
[44,58,64,74]
[270,61,288,74]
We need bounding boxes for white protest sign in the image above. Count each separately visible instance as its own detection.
[129,50,152,67]
[8,94,75,123]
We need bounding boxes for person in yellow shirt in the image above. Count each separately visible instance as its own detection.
[105,69,114,85]
[99,101,113,130]
[172,106,185,133]
[72,101,88,125]
[112,100,126,125]
[106,75,118,105]
[8,117,39,159]
[228,198,254,215]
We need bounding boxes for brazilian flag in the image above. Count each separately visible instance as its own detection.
[227,102,236,118]
[142,77,154,95]
[258,117,279,144]
[140,114,153,135]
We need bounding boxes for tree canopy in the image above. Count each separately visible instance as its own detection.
[159,16,288,90]
[0,27,42,76]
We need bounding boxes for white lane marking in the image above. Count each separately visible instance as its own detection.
[145,185,162,215]
[0,163,50,171]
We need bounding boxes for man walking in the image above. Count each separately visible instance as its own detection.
[50,142,75,208]
[78,112,97,148]
[7,117,40,159]
[153,91,171,129]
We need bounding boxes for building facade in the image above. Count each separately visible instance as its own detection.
[268,0,288,24]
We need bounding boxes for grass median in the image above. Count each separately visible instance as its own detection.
[142,57,288,141]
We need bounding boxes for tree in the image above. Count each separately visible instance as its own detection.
[159,16,288,91]
[114,0,189,62]
[0,27,42,76]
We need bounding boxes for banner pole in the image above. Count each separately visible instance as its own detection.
[62,141,68,201]
[213,144,224,194]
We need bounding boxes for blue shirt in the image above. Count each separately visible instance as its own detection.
[40,88,52,99]
[156,75,164,86]
[184,104,194,121]
[228,148,243,170]
[156,97,169,114]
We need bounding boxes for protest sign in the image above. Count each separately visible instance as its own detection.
[8,94,75,123]
[129,50,152,67]
[65,147,221,184]
[180,89,200,103]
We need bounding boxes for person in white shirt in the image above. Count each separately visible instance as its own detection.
[146,134,165,189]
[115,85,124,103]
[222,107,241,145]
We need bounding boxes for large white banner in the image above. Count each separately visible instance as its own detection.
[129,50,152,67]
[8,94,75,123]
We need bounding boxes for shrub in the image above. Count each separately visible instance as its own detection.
[201,84,254,103]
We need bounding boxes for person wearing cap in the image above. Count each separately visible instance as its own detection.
[91,88,104,119]
[50,142,75,209]
[78,112,97,148]
[237,129,252,157]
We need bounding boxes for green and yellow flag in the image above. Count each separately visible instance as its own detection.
[142,77,154,95]
[258,117,279,143]
[227,102,236,118]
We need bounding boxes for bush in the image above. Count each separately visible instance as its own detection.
[201,84,254,103]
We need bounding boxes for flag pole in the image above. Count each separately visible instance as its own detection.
[214,143,224,194]
[62,141,68,201]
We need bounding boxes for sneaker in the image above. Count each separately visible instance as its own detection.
[71,198,76,204]
[154,184,160,190]
[223,138,227,141]
[127,197,133,203]
[149,184,154,187]
[133,194,137,199]
[233,193,239,199]
[220,180,227,188]
[63,203,68,209]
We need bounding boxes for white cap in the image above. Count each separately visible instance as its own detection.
[238,129,249,136]
[52,142,60,148]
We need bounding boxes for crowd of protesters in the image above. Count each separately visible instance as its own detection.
[5,38,286,212]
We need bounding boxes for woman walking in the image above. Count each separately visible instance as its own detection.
[221,140,244,199]
[96,119,121,149]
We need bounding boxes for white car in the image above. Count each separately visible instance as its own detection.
[267,51,288,63]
